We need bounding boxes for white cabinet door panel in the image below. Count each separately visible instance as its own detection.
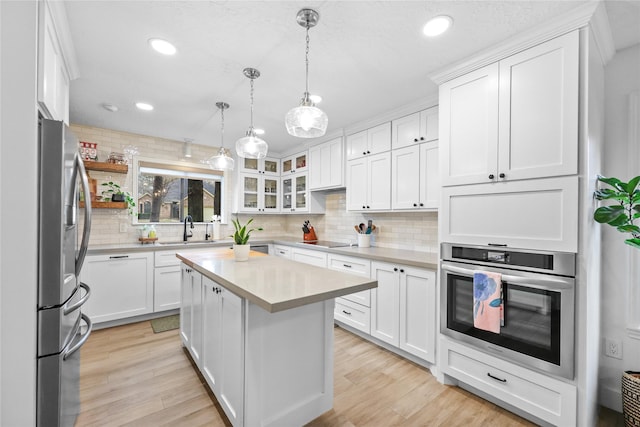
[420,142,440,209]
[367,152,391,210]
[370,262,399,346]
[346,158,367,211]
[392,145,420,209]
[368,122,392,155]
[399,268,436,362]
[392,112,421,149]
[440,63,499,186]
[154,265,181,312]
[441,176,578,252]
[498,31,579,181]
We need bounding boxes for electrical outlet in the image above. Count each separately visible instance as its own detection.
[604,338,623,359]
[119,223,127,233]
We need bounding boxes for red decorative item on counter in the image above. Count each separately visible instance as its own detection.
[304,226,318,241]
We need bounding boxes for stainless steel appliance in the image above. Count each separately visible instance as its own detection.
[37,118,93,427]
[440,243,576,379]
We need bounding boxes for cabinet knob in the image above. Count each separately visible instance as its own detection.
[419,203,424,207]
[362,205,366,209]
[366,150,370,154]
[413,203,418,207]
[488,174,495,180]
[393,267,398,272]
[363,151,367,155]
[400,269,405,273]
[420,136,424,141]
[413,138,418,142]
[499,173,506,179]
[366,205,370,209]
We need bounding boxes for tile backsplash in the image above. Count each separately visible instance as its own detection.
[72,124,438,253]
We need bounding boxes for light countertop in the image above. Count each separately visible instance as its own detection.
[88,237,438,270]
[176,248,378,313]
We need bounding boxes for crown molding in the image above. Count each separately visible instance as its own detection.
[430,1,602,85]
[44,0,80,80]
[589,1,616,65]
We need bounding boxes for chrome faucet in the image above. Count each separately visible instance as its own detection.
[183,215,194,241]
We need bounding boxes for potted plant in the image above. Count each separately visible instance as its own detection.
[594,174,640,425]
[230,217,263,261]
[101,181,136,215]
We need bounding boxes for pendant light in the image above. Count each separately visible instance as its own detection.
[206,102,235,171]
[235,68,268,159]
[285,8,328,138]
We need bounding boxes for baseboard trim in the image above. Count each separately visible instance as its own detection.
[599,383,623,412]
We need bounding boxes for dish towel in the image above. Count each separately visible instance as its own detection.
[473,271,502,334]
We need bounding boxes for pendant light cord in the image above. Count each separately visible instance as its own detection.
[305,22,310,95]
[220,106,225,148]
[250,77,255,129]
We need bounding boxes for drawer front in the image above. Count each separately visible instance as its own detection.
[155,250,180,267]
[291,248,327,268]
[273,245,292,259]
[440,338,576,426]
[327,254,371,306]
[327,254,370,277]
[334,298,370,334]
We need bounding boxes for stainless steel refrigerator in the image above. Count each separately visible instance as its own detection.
[37,118,93,427]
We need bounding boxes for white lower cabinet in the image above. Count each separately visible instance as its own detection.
[180,264,203,367]
[81,252,154,324]
[440,337,577,426]
[154,265,181,311]
[202,276,244,426]
[181,262,334,426]
[328,254,371,334]
[371,261,436,363]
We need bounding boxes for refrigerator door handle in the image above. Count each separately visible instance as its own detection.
[63,282,91,315]
[63,313,92,361]
[75,154,92,275]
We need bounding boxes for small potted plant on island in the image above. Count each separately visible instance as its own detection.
[231,217,263,262]
[101,181,136,215]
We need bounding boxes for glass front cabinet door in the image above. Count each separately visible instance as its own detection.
[240,157,279,176]
[239,174,279,212]
[281,151,308,175]
[281,173,308,212]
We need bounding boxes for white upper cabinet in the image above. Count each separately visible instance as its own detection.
[346,122,391,160]
[38,0,75,124]
[391,141,439,210]
[239,157,280,176]
[439,31,579,187]
[281,151,308,175]
[309,137,344,190]
[346,152,391,211]
[237,173,279,213]
[392,106,439,149]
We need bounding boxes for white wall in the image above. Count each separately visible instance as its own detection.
[599,43,640,412]
[0,1,39,425]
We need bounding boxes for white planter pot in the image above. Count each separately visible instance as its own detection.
[233,244,250,262]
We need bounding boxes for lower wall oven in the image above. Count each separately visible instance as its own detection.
[440,243,576,379]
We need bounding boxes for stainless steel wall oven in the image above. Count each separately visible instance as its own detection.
[440,243,576,379]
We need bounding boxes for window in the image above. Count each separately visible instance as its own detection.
[133,158,225,224]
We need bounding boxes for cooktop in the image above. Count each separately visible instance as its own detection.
[297,240,351,248]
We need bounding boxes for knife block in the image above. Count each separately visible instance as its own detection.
[304,226,318,241]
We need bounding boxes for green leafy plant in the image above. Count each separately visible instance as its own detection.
[101,181,136,215]
[230,217,263,245]
[594,175,640,249]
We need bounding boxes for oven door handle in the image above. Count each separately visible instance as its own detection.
[441,264,574,290]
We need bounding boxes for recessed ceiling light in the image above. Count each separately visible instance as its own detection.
[149,38,177,55]
[135,102,154,111]
[423,15,453,37]
[309,94,322,104]
[102,103,118,112]
[254,128,265,135]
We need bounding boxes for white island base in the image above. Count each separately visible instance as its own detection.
[178,250,376,427]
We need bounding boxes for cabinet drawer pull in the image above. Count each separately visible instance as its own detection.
[342,310,352,316]
[343,264,352,268]
[487,372,507,383]
[279,251,285,254]
[109,255,129,259]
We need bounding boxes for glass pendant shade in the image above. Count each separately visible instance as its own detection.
[207,147,235,171]
[285,98,328,138]
[235,129,268,159]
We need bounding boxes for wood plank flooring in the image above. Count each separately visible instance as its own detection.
[77,320,622,426]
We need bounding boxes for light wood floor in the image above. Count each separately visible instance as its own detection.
[77,320,622,426]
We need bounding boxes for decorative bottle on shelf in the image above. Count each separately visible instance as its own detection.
[148,225,157,239]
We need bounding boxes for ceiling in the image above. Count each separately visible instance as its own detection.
[66,1,640,156]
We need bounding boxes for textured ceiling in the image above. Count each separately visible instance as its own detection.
[65,1,639,155]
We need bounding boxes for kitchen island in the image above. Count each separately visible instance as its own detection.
[176,248,377,427]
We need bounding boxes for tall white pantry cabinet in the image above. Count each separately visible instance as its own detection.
[433,3,612,426]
